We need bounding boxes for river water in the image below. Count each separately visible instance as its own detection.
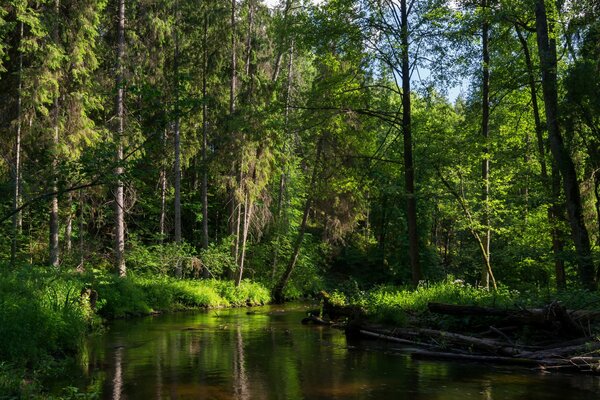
[64,303,600,399]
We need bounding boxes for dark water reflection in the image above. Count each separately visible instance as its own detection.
[69,304,600,399]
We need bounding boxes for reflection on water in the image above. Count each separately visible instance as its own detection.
[62,304,600,399]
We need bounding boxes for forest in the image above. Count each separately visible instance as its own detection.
[1,0,600,397]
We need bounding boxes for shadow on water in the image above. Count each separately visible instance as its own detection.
[57,303,600,399]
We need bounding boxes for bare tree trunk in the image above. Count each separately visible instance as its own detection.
[229,0,239,275]
[11,21,24,267]
[115,0,127,277]
[236,193,253,286]
[201,11,209,250]
[173,0,182,245]
[272,137,322,303]
[400,0,421,286]
[159,130,167,240]
[244,0,254,77]
[515,25,566,289]
[230,0,237,117]
[271,40,294,279]
[78,189,85,271]
[271,0,293,82]
[49,0,61,268]
[65,192,73,252]
[535,0,595,289]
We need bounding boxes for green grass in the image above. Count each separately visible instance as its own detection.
[343,279,600,327]
[0,267,271,398]
[95,274,271,318]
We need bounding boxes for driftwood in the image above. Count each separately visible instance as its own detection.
[428,301,586,336]
[410,350,542,366]
[301,315,332,326]
[340,301,600,374]
[349,323,600,374]
[358,330,439,349]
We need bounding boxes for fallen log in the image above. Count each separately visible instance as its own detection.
[427,301,585,336]
[354,326,521,356]
[519,341,600,359]
[301,315,332,326]
[410,350,541,366]
[358,330,438,349]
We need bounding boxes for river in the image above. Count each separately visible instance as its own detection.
[58,303,600,399]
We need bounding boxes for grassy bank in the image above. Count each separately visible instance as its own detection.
[336,279,600,328]
[0,267,270,397]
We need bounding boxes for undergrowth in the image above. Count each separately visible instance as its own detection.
[339,278,600,327]
[0,267,271,398]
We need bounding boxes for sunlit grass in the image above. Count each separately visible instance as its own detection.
[343,278,600,326]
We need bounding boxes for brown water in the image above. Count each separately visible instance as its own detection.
[67,303,600,399]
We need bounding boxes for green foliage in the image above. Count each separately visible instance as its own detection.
[353,279,519,326]
[127,240,198,276]
[94,274,271,318]
[0,268,96,367]
[198,239,237,278]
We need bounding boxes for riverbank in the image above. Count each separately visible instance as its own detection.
[0,267,270,398]
[327,280,600,373]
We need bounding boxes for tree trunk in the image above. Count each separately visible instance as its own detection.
[65,192,73,252]
[534,0,595,289]
[550,165,567,289]
[244,0,254,77]
[271,40,294,279]
[159,129,167,240]
[78,189,85,271]
[271,0,293,82]
[229,0,240,275]
[49,0,61,268]
[480,0,491,288]
[515,25,566,289]
[272,137,323,303]
[230,0,237,117]
[236,193,253,286]
[115,0,127,277]
[201,11,209,251]
[400,0,421,286]
[173,0,182,245]
[11,21,24,267]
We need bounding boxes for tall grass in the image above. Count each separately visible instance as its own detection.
[343,279,600,326]
[0,267,271,397]
[96,275,271,318]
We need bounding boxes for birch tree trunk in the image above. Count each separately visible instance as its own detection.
[49,0,61,268]
[65,192,72,253]
[115,0,127,277]
[11,21,24,266]
[229,0,240,275]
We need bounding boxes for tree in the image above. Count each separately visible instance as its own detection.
[114,0,126,277]
[534,0,595,289]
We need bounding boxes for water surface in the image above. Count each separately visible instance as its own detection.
[69,303,600,399]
